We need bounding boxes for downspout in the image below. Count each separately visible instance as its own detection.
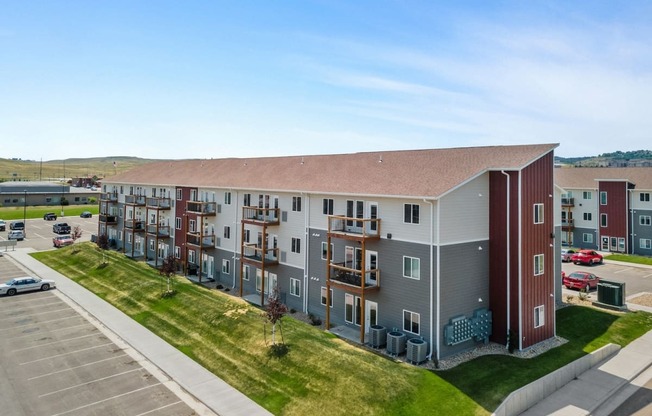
[629,189,634,255]
[518,170,523,351]
[501,171,511,347]
[423,199,435,360]
[233,190,238,288]
[304,193,310,313]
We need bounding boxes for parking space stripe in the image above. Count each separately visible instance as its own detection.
[39,368,144,398]
[19,342,114,365]
[50,383,161,416]
[0,300,62,311]
[4,306,73,319]
[0,295,56,307]
[0,315,81,332]
[644,273,652,278]
[14,333,99,352]
[28,354,129,381]
[7,323,92,341]
[614,268,629,274]
[135,400,183,416]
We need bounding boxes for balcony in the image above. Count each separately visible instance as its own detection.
[146,224,171,237]
[242,207,280,225]
[146,197,171,210]
[562,219,574,230]
[125,195,146,206]
[561,197,575,207]
[186,232,215,248]
[241,243,279,265]
[329,262,380,293]
[125,219,145,231]
[187,201,217,216]
[328,215,381,240]
[99,214,118,225]
[100,192,118,203]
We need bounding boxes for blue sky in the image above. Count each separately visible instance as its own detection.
[2,1,651,160]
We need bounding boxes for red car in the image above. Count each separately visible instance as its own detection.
[562,271,600,291]
[53,235,74,248]
[571,249,603,266]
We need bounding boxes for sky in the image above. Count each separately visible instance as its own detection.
[2,1,651,161]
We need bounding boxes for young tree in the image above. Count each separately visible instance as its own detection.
[97,234,109,264]
[264,287,288,346]
[160,255,179,295]
[71,225,83,242]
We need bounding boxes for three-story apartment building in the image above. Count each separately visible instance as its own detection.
[99,144,558,360]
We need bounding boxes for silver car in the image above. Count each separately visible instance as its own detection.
[0,277,56,296]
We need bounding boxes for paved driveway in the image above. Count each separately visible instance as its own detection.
[561,260,652,298]
[1,216,96,252]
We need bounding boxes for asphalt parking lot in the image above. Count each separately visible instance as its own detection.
[0,256,201,416]
[1,215,97,252]
[561,260,652,298]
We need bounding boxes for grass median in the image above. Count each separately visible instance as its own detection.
[32,243,652,415]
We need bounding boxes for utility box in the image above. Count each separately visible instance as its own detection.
[596,280,626,309]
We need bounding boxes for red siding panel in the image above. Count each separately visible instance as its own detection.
[598,181,630,252]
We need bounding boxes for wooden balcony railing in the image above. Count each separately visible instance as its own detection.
[329,262,380,291]
[125,219,145,231]
[242,243,279,265]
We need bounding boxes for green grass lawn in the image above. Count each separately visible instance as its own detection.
[0,205,98,220]
[606,253,652,266]
[32,243,652,415]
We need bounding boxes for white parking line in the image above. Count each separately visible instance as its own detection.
[51,384,161,416]
[14,333,99,352]
[2,323,91,341]
[136,401,183,416]
[18,342,114,365]
[643,273,652,278]
[0,315,80,332]
[39,367,144,398]
[4,307,72,319]
[28,354,128,381]
[613,268,629,274]
[0,300,65,312]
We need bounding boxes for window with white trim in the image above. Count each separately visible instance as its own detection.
[222,259,230,274]
[176,189,182,200]
[403,310,420,334]
[583,233,593,243]
[534,305,545,328]
[534,203,544,224]
[640,215,651,226]
[224,191,231,205]
[320,287,333,307]
[403,256,420,280]
[600,213,608,227]
[189,219,196,233]
[224,226,231,239]
[243,193,251,207]
[321,242,333,261]
[583,191,592,200]
[600,191,607,205]
[641,193,651,202]
[290,278,300,297]
[291,237,301,253]
[174,246,181,259]
[345,294,354,323]
[188,250,196,264]
[323,198,334,215]
[404,204,420,224]
[292,196,302,212]
[641,239,652,250]
[148,239,154,250]
[583,212,592,221]
[175,217,181,230]
[534,254,544,275]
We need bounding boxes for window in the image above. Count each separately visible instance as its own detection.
[45,197,52,203]
[403,310,420,334]
[600,213,608,227]
[322,198,334,215]
[127,233,132,244]
[291,237,301,253]
[292,196,302,212]
[345,294,354,323]
[534,305,545,328]
[290,278,300,297]
[403,256,420,280]
[534,254,544,275]
[320,287,333,307]
[641,239,652,250]
[583,233,594,243]
[404,204,420,224]
[641,193,651,202]
[189,219,196,233]
[224,226,231,239]
[583,212,592,221]
[244,229,250,243]
[600,191,607,205]
[175,217,181,230]
[243,193,251,207]
[640,215,651,226]
[188,250,196,264]
[224,191,231,205]
[149,239,154,250]
[533,203,544,224]
[583,191,592,200]
[222,259,230,274]
[321,242,333,260]
[242,265,250,281]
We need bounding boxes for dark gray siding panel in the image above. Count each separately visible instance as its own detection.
[634,209,652,255]
[439,240,490,358]
[572,227,598,250]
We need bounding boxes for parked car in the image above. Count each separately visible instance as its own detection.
[9,221,25,230]
[571,249,604,265]
[0,276,56,296]
[43,212,57,220]
[53,235,74,248]
[8,230,25,241]
[561,248,577,262]
[562,271,600,291]
[53,222,71,234]
[80,211,93,218]
[0,219,5,231]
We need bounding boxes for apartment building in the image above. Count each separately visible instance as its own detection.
[99,144,558,359]
[555,167,652,256]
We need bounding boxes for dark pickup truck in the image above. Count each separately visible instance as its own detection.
[53,222,71,234]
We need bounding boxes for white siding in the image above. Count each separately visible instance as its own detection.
[439,174,489,245]
[632,190,652,210]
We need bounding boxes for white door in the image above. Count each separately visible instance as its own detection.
[368,202,378,234]
[366,251,378,285]
[365,300,378,332]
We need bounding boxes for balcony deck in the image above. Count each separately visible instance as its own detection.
[186,233,215,248]
[125,220,145,231]
[329,262,380,293]
[146,197,171,210]
[561,197,575,207]
[186,201,217,216]
[125,195,146,206]
[100,192,118,203]
[146,224,171,237]
[241,207,280,226]
[328,215,381,241]
[99,214,118,225]
[241,243,279,266]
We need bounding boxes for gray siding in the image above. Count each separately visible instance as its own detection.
[572,227,598,250]
[633,209,652,255]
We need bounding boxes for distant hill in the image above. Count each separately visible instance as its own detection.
[555,150,652,167]
[0,156,162,182]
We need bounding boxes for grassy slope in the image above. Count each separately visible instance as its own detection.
[32,244,652,415]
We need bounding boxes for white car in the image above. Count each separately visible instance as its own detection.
[0,277,56,296]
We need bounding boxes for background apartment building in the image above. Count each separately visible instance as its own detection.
[99,144,558,359]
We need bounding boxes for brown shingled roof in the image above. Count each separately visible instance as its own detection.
[105,144,558,198]
[555,167,652,190]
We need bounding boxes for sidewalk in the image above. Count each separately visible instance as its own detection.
[6,248,272,416]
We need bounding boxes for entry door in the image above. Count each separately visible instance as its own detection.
[368,202,378,234]
[610,237,618,252]
[366,250,378,285]
[601,236,609,251]
[365,300,378,333]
